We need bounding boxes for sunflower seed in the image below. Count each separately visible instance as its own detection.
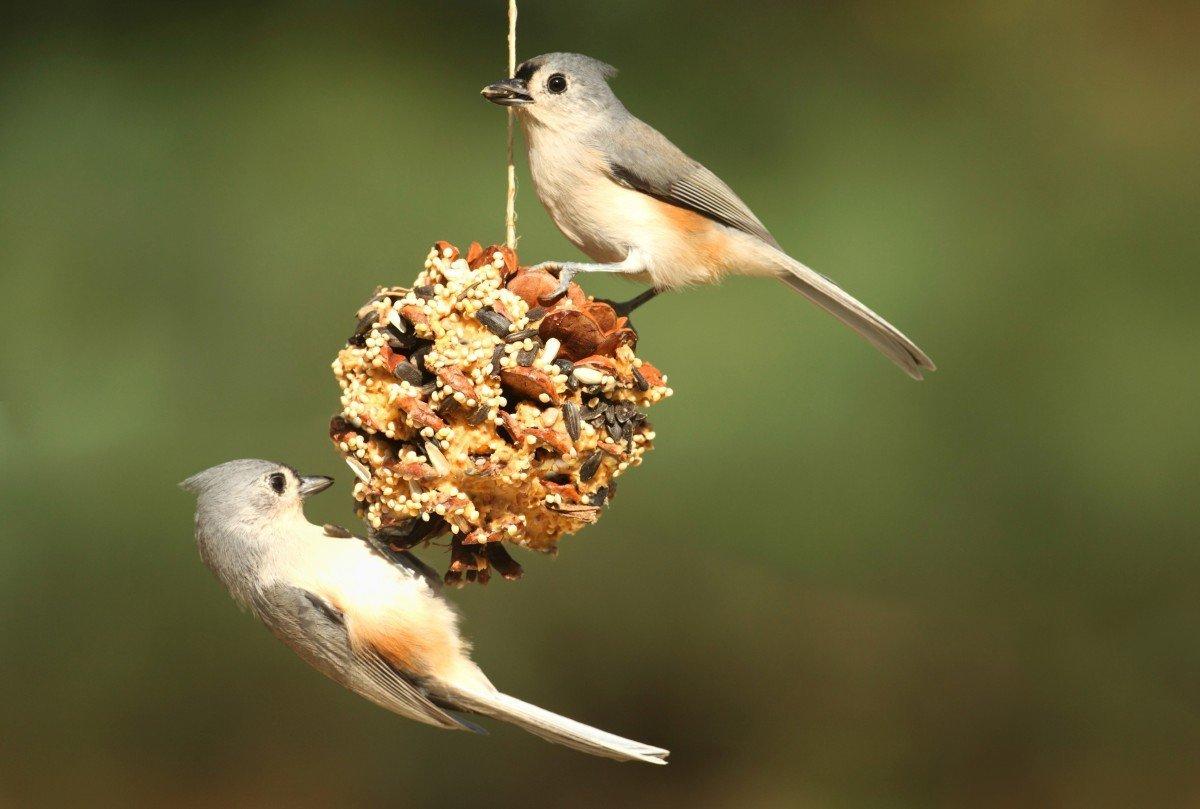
[631,365,650,391]
[387,309,408,334]
[349,312,377,346]
[605,418,625,442]
[414,285,437,299]
[322,523,353,538]
[563,401,581,441]
[580,401,607,421]
[467,403,491,425]
[387,332,418,352]
[553,358,574,375]
[370,519,418,548]
[485,543,524,580]
[475,308,512,337]
[409,344,432,371]
[373,515,447,551]
[580,450,603,482]
[488,343,505,376]
[504,328,539,343]
[525,306,547,322]
[391,361,423,385]
[516,346,537,367]
[614,402,635,423]
[591,485,609,506]
[344,456,371,484]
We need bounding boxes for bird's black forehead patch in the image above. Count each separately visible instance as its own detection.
[514,58,543,82]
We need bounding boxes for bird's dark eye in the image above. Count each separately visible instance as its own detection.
[268,472,286,494]
[546,73,567,94]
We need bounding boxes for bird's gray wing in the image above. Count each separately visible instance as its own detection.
[602,117,780,248]
[252,583,476,731]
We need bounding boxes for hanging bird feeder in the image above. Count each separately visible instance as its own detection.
[330,241,671,585]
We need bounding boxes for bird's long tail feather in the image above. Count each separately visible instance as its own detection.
[773,252,935,380]
[450,689,669,764]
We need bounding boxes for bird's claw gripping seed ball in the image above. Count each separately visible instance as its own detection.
[331,241,672,586]
[532,262,575,305]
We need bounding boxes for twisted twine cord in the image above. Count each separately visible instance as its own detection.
[504,0,518,249]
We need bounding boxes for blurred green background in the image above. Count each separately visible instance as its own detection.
[2,2,1198,806]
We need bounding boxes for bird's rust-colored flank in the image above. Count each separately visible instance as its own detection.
[650,198,731,276]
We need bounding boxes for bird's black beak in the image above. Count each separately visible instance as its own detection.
[481,77,532,107]
[298,475,334,499]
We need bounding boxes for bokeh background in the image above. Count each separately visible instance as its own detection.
[2,2,1198,806]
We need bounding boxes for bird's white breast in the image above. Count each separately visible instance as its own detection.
[524,130,660,261]
[259,522,474,679]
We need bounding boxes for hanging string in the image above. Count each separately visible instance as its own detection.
[505,0,518,249]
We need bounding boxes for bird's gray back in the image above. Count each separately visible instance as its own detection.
[594,113,779,247]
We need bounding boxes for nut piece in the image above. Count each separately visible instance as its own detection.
[596,327,637,357]
[500,366,561,405]
[507,269,560,308]
[581,301,618,333]
[538,308,603,360]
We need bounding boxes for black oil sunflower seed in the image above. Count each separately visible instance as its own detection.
[605,418,625,442]
[591,485,609,506]
[485,543,524,580]
[525,306,547,323]
[349,312,377,346]
[553,358,574,375]
[631,366,650,392]
[563,401,581,441]
[370,515,446,551]
[504,328,539,343]
[488,343,506,376]
[475,308,511,338]
[409,344,432,371]
[391,361,423,385]
[579,450,603,482]
[387,331,418,352]
[516,346,537,367]
[467,404,491,425]
[414,285,437,299]
[580,401,607,421]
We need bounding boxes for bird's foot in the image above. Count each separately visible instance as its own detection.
[535,262,577,305]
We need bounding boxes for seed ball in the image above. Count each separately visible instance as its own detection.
[330,241,673,585]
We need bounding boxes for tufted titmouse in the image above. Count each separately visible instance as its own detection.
[483,52,935,380]
[181,459,669,764]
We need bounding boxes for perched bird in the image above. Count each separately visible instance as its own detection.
[483,52,935,379]
[180,459,668,764]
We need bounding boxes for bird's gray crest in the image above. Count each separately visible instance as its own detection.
[518,52,618,83]
[179,458,283,494]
